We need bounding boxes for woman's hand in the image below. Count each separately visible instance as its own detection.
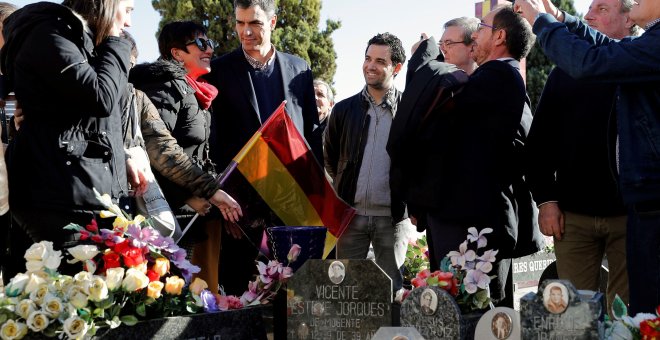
[209,190,243,223]
[126,158,148,196]
[185,196,212,216]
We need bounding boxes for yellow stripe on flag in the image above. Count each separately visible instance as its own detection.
[237,135,324,227]
[323,233,337,259]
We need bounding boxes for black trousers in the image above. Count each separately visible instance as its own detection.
[426,212,513,307]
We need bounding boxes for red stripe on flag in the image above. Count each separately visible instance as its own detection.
[260,103,355,240]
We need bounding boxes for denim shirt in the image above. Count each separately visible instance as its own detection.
[533,13,660,205]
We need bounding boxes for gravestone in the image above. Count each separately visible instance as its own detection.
[512,251,556,288]
[400,286,468,339]
[287,259,392,340]
[31,307,269,340]
[520,280,603,339]
[474,307,521,340]
[372,327,424,340]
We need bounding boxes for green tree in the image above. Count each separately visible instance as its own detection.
[526,0,577,110]
[151,0,340,84]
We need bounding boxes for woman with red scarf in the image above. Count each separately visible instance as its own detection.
[129,21,239,288]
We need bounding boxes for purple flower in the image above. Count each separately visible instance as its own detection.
[200,289,218,312]
[151,235,176,250]
[257,260,293,285]
[240,280,260,305]
[172,259,200,282]
[100,229,125,244]
[478,249,498,264]
[127,225,158,249]
[463,269,490,294]
[447,241,476,268]
[467,227,493,249]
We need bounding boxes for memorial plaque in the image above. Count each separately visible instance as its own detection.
[474,307,521,340]
[520,280,603,339]
[371,327,424,340]
[512,251,556,287]
[287,259,392,340]
[400,286,461,339]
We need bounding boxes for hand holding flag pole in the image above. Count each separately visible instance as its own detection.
[177,101,356,258]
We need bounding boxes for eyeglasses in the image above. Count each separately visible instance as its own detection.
[478,22,498,31]
[438,40,467,48]
[186,37,216,51]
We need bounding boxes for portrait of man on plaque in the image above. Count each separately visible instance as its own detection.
[328,261,345,284]
[491,312,513,339]
[420,289,438,315]
[543,282,569,314]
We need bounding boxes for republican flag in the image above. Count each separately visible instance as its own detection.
[217,101,355,258]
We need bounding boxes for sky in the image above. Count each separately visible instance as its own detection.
[13,0,592,101]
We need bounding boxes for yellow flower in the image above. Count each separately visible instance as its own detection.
[28,284,50,306]
[43,296,63,318]
[189,277,208,296]
[67,286,89,309]
[88,276,108,302]
[23,273,46,295]
[26,311,50,332]
[99,210,116,218]
[133,262,148,274]
[121,268,149,292]
[152,258,170,277]
[113,216,130,232]
[164,276,185,295]
[0,319,27,340]
[105,267,125,291]
[73,271,92,292]
[23,241,62,272]
[146,281,164,300]
[16,299,36,320]
[67,245,100,263]
[132,215,146,225]
[63,316,88,339]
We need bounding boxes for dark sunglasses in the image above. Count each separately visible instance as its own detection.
[186,37,216,51]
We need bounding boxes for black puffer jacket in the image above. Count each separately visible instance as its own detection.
[1,2,131,213]
[127,87,220,200]
[129,60,215,210]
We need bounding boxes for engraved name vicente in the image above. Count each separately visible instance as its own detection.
[289,285,387,318]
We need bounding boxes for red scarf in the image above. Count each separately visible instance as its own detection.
[185,75,218,110]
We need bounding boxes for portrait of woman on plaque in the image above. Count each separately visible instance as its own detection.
[420,289,438,315]
[491,312,513,339]
[543,282,569,314]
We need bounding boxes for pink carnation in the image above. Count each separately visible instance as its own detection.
[217,295,244,311]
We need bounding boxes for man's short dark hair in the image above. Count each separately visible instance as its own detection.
[365,32,406,66]
[158,21,208,60]
[492,6,534,61]
[234,0,276,17]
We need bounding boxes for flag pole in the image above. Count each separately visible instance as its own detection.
[176,101,288,244]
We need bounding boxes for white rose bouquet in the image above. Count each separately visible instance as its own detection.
[0,191,212,339]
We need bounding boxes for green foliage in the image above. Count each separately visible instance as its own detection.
[526,0,578,110]
[402,235,429,283]
[151,0,340,84]
[611,294,628,320]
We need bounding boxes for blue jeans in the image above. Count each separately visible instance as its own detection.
[336,215,403,291]
[627,205,660,314]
